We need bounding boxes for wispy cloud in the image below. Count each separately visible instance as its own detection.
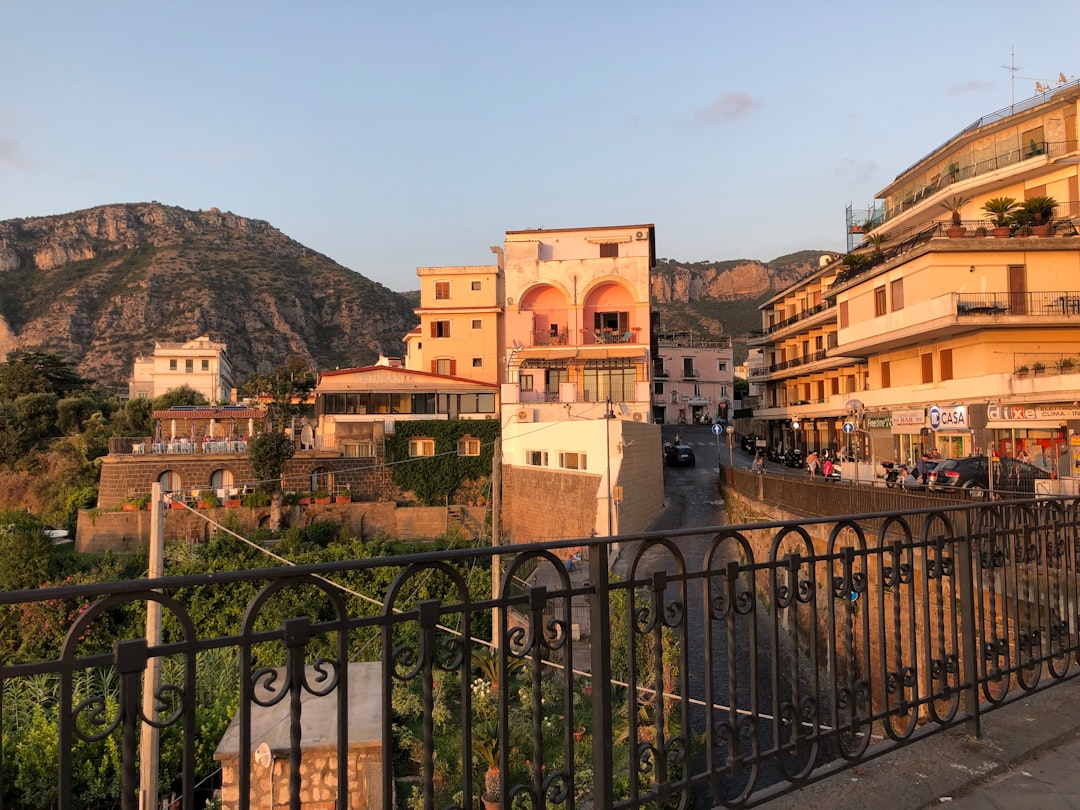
[0,138,29,170]
[692,93,762,125]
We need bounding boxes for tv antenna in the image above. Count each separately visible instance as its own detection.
[1001,45,1022,112]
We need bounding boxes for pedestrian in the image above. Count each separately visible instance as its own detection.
[822,456,834,480]
[806,451,819,478]
[916,453,929,486]
[752,452,765,474]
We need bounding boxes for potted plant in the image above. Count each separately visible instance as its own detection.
[335,488,352,504]
[224,494,243,508]
[1015,364,1030,377]
[1019,196,1057,236]
[197,491,220,509]
[974,226,988,238]
[1059,357,1076,373]
[242,490,270,508]
[1032,361,1046,375]
[981,196,1018,237]
[169,495,188,510]
[940,196,971,237]
[123,494,150,511]
[473,722,503,810]
[314,490,332,505]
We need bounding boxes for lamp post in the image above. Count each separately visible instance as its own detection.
[604,398,616,536]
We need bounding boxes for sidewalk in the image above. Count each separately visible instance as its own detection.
[756,678,1080,809]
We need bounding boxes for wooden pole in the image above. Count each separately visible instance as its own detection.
[140,483,164,810]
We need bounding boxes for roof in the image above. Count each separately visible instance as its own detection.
[317,364,497,389]
[152,406,264,419]
[505,223,654,236]
[215,662,382,757]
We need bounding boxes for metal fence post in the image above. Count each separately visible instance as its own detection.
[956,523,981,738]
[588,540,613,808]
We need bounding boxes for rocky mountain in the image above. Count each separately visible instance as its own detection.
[0,203,419,389]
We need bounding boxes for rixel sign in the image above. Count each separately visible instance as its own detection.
[928,404,969,431]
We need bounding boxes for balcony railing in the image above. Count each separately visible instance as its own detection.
[956,290,1080,317]
[8,500,1080,809]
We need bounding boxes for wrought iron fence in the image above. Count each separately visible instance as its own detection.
[3,498,1080,809]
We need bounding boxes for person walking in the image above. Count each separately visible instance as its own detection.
[806,451,819,478]
[752,452,766,474]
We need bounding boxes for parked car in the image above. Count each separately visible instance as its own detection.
[929,456,1050,498]
[901,460,939,490]
[665,444,696,467]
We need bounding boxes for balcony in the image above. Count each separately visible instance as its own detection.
[837,290,1080,357]
[7,502,1080,809]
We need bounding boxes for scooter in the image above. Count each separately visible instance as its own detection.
[882,461,906,488]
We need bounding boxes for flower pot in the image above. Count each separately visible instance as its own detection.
[335,494,352,504]
[946,226,966,238]
[298,497,311,505]
[314,496,332,505]
[197,500,214,509]
[992,226,1012,238]
[123,503,139,512]
[574,726,586,741]
[225,499,242,508]
[1032,224,1052,237]
[482,800,499,810]
[170,500,187,510]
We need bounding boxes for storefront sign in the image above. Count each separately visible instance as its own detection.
[987,403,1080,422]
[866,415,892,429]
[892,408,926,425]
[928,404,969,431]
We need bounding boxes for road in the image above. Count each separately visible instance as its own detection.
[614,424,792,802]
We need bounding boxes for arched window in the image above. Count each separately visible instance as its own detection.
[159,470,181,492]
[310,467,334,493]
[210,469,234,496]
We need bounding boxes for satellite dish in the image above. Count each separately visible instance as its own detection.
[1036,81,1044,92]
[846,398,865,416]
[511,340,524,350]
[1061,72,1068,84]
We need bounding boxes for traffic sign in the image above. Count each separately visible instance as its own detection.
[842,422,855,434]
[711,423,723,436]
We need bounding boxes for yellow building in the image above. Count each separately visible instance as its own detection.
[403,265,502,384]
[754,80,1080,488]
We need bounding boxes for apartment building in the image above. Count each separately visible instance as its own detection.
[754,80,1080,490]
[651,332,734,425]
[129,335,235,403]
[403,264,502,385]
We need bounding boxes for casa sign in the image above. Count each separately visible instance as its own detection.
[928,404,969,431]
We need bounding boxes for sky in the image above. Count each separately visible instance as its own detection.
[4,3,1079,292]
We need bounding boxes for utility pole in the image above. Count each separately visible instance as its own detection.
[491,435,502,648]
[140,483,164,810]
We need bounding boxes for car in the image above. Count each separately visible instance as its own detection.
[901,460,939,490]
[928,456,1050,499]
[665,443,696,467]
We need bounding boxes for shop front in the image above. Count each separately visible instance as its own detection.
[891,408,926,465]
[986,402,1078,483]
[928,404,972,459]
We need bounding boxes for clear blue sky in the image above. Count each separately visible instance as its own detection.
[4,2,1077,291]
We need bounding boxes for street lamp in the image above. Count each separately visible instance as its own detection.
[604,398,616,536]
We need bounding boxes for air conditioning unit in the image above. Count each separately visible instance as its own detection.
[632,412,643,422]
[634,230,646,240]
[517,409,532,423]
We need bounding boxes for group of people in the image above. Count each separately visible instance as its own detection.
[805,451,836,480]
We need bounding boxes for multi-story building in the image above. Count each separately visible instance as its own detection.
[651,332,734,425]
[403,264,502,384]
[752,80,1080,490]
[129,335,235,403]
[496,224,664,541]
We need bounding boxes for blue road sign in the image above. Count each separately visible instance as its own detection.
[842,422,855,434]
[711,423,723,436]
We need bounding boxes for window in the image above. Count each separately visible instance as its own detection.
[874,286,887,317]
[458,437,481,457]
[559,451,587,470]
[720,385,728,397]
[921,353,933,384]
[599,243,618,258]
[471,280,482,291]
[880,361,891,388]
[472,319,482,329]
[158,470,181,492]
[310,468,334,492]
[839,301,849,329]
[519,373,534,392]
[434,281,450,300]
[343,441,375,458]
[581,364,636,403]
[683,358,696,377]
[434,358,455,375]
[472,357,483,368]
[693,383,701,396]
[815,335,824,351]
[201,359,210,371]
[169,359,177,371]
[431,321,450,338]
[940,349,953,381]
[891,278,904,310]
[185,359,194,373]
[409,438,436,457]
[525,450,548,466]
[654,381,664,395]
[718,362,726,372]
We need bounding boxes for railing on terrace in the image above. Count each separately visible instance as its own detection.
[756,300,835,338]
[955,290,1080,317]
[7,496,1080,809]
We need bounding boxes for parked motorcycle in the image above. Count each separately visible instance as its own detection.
[882,461,908,488]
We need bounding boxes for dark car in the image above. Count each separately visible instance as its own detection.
[929,456,1050,499]
[665,443,696,467]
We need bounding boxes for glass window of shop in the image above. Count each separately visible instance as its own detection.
[990,427,1068,477]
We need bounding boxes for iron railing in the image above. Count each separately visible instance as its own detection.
[4,497,1080,809]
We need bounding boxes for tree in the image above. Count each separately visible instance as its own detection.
[0,352,88,401]
[152,385,209,411]
[248,431,295,530]
[0,509,55,591]
[240,358,316,432]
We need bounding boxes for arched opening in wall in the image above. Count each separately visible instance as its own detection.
[519,283,572,345]
[210,468,235,498]
[159,470,181,493]
[582,281,637,343]
[310,467,334,495]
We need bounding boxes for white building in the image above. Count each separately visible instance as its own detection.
[129,335,235,403]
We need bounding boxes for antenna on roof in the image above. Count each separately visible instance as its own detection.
[511,340,523,350]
